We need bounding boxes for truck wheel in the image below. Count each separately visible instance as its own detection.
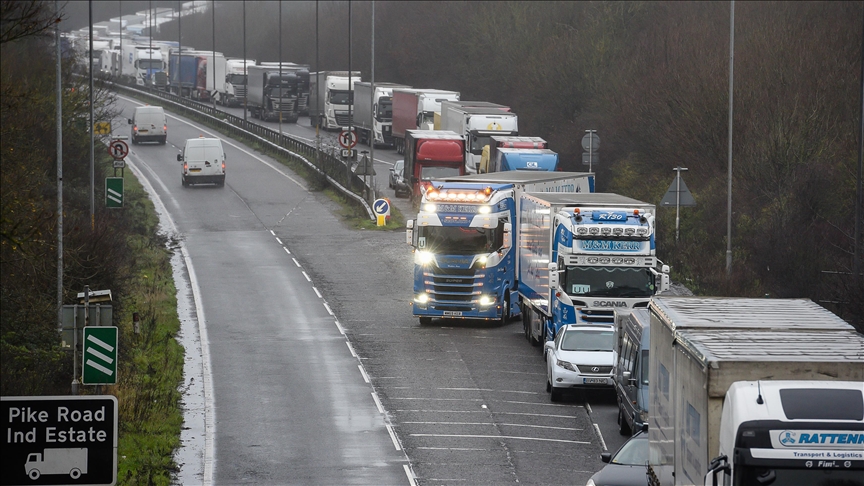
[28,469,40,480]
[618,409,632,436]
[419,317,432,326]
[70,468,82,480]
[499,297,510,326]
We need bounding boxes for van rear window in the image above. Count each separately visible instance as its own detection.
[780,388,863,420]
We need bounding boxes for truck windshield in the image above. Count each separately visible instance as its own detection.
[137,59,162,70]
[563,267,655,297]
[377,100,393,120]
[418,226,502,255]
[227,74,246,85]
[329,90,353,105]
[471,135,494,155]
[420,166,461,180]
[735,466,864,486]
[269,87,296,98]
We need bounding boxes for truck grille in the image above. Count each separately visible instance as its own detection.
[577,308,615,324]
[275,98,297,113]
[424,267,483,310]
[297,96,308,112]
[383,125,393,144]
[235,86,247,98]
[335,112,352,126]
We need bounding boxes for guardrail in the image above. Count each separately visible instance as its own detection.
[108,81,375,220]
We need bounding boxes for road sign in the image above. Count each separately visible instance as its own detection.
[107,140,128,160]
[338,129,358,149]
[582,152,599,166]
[340,149,357,159]
[581,133,600,152]
[60,304,113,348]
[1,395,118,485]
[373,198,391,216]
[82,326,118,385]
[94,122,111,135]
[660,176,697,207]
[105,177,123,208]
[112,159,126,169]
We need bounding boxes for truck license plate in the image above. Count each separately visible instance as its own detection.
[443,311,462,316]
[583,378,606,384]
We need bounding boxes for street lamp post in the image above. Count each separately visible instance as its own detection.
[726,1,735,276]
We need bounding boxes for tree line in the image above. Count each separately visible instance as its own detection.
[162,1,862,327]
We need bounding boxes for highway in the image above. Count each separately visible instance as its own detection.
[114,95,627,485]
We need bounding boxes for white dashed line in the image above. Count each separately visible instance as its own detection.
[313,287,322,298]
[301,271,311,282]
[275,237,283,245]
[334,320,345,334]
[372,392,385,414]
[403,465,417,486]
[593,423,607,451]
[386,423,402,451]
[409,434,591,445]
[291,258,301,267]
[346,341,357,357]
[358,364,370,383]
[586,402,593,414]
[283,247,291,256]
[323,302,334,316]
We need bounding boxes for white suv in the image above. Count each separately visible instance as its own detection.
[545,324,616,401]
[178,137,226,187]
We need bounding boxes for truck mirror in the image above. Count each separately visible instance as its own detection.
[177,154,182,162]
[662,264,670,274]
[128,118,133,124]
[548,262,559,289]
[622,370,631,380]
[406,219,415,246]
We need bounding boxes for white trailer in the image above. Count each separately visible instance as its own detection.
[648,296,864,486]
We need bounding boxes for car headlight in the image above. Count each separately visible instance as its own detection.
[417,251,434,265]
[556,359,577,372]
[478,295,495,306]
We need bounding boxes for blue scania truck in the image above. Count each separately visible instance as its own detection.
[406,171,594,325]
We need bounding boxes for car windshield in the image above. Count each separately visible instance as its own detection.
[611,434,649,466]
[564,266,655,297]
[560,329,614,352]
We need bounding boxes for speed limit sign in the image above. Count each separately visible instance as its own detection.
[108,140,129,160]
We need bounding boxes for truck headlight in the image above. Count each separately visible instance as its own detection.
[478,205,491,214]
[478,295,495,306]
[414,293,429,304]
[423,203,437,213]
[417,251,434,265]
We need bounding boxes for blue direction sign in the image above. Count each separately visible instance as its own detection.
[373,198,391,216]
[1,396,118,485]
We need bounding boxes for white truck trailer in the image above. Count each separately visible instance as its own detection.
[308,71,362,130]
[518,193,669,345]
[647,296,864,486]
[440,101,518,174]
[353,82,411,147]
[219,58,255,106]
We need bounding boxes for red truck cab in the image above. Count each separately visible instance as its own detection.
[404,130,466,202]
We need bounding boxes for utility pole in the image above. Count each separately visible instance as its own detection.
[212,0,216,106]
[347,1,353,184]
[370,0,375,202]
[315,0,319,168]
[89,0,94,231]
[673,167,688,242]
[55,0,64,341]
[178,1,182,97]
[726,1,735,276]
[279,0,283,136]
[243,0,247,121]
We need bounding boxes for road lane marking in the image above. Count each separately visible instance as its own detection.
[394,410,579,419]
[291,258,301,267]
[409,434,591,445]
[386,423,402,451]
[372,392,385,414]
[323,302,334,316]
[358,364,370,383]
[275,237,283,245]
[403,465,417,486]
[400,422,582,432]
[593,423,607,451]
[313,287,322,298]
[334,320,345,334]
[586,402,593,414]
[301,271,311,282]
[346,341,357,357]
[283,247,291,256]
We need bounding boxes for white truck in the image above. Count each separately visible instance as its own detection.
[647,296,864,486]
[440,101,519,174]
[353,82,411,147]
[119,44,165,86]
[308,71,362,130]
[219,58,255,107]
[518,193,670,345]
[25,448,88,480]
[392,88,461,154]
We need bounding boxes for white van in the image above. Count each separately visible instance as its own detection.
[178,136,226,187]
[128,106,167,144]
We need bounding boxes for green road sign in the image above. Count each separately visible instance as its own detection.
[105,177,123,208]
[82,326,118,385]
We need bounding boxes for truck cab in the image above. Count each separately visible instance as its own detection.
[403,130,466,203]
[309,71,362,130]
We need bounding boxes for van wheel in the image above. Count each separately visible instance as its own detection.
[160,137,167,145]
[181,176,188,187]
[618,408,632,436]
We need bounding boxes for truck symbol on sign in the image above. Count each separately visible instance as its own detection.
[25,448,88,480]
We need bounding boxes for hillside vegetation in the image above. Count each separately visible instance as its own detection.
[167,1,863,326]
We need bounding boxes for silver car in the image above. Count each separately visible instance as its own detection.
[545,324,616,401]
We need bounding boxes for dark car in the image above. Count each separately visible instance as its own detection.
[586,430,652,486]
[389,159,410,197]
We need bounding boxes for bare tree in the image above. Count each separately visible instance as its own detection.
[0,0,61,45]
